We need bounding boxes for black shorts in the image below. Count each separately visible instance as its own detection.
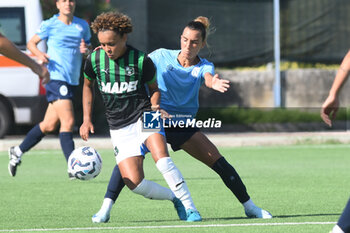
[164,126,200,151]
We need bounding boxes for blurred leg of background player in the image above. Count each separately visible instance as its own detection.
[331,198,350,233]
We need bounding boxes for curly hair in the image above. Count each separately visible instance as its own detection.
[91,11,132,35]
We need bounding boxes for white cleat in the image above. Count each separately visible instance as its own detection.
[8,146,21,177]
[92,211,110,223]
[245,206,273,219]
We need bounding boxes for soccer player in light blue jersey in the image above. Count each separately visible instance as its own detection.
[8,0,91,178]
[92,16,272,223]
[149,48,215,118]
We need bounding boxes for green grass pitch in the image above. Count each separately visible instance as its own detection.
[0,144,349,233]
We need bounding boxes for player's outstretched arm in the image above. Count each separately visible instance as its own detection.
[0,33,49,83]
[204,72,230,93]
[321,50,350,127]
[80,78,95,141]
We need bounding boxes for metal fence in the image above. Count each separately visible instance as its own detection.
[111,0,350,66]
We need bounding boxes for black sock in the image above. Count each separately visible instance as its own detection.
[212,157,250,203]
[19,124,45,153]
[59,132,74,161]
[338,198,350,233]
[105,165,125,202]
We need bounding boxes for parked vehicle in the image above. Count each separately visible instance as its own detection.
[0,0,47,138]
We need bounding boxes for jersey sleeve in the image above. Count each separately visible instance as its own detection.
[83,54,96,81]
[143,55,157,84]
[202,63,215,77]
[200,61,215,85]
[82,21,91,44]
[36,19,50,40]
[148,48,163,67]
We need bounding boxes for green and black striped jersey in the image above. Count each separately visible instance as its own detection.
[84,45,156,129]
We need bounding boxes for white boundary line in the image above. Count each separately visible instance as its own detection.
[1,143,350,157]
[0,221,337,232]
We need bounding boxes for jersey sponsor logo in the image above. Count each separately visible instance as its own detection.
[101,80,138,94]
[125,66,135,76]
[191,67,200,78]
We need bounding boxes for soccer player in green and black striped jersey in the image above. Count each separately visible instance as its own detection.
[80,11,201,223]
[84,43,155,129]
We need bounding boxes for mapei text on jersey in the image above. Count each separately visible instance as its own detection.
[101,81,138,94]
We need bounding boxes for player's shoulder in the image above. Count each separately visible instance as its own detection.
[199,57,214,67]
[73,16,89,26]
[40,14,58,27]
[127,45,144,53]
[151,48,169,56]
[72,16,90,33]
[91,47,104,55]
[86,47,104,61]
[126,45,149,60]
[150,48,178,59]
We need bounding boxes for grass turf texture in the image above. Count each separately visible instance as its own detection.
[0,144,349,233]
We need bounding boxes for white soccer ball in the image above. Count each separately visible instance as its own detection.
[68,146,102,180]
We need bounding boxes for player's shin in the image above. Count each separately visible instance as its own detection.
[59,132,75,161]
[105,165,126,201]
[212,157,250,203]
[19,124,45,154]
[156,157,197,211]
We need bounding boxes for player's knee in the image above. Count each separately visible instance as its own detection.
[40,122,58,133]
[151,151,169,163]
[123,177,142,190]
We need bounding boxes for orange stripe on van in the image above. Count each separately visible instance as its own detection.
[0,53,37,67]
[0,56,26,67]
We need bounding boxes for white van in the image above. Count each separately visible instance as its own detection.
[0,0,47,138]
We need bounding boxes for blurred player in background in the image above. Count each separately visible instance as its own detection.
[81,11,201,223]
[321,50,350,233]
[92,16,272,223]
[0,33,49,82]
[8,0,91,177]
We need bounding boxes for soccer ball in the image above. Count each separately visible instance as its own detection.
[68,146,102,180]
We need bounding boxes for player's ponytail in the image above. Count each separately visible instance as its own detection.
[194,16,210,37]
[186,16,214,42]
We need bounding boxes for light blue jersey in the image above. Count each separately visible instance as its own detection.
[149,48,214,117]
[36,14,91,85]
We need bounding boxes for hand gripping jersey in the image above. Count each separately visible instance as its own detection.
[36,14,91,85]
[149,48,214,118]
[84,46,156,129]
